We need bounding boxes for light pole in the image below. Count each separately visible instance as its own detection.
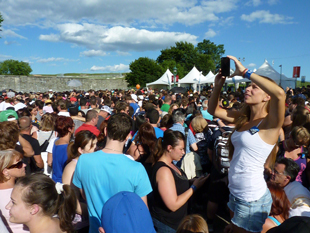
[173,66,177,87]
[279,65,282,87]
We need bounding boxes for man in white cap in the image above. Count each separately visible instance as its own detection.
[97,105,112,129]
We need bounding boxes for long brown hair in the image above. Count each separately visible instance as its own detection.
[267,181,290,220]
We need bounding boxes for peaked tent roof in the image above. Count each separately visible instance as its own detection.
[255,60,286,84]
[146,69,173,87]
[200,71,215,84]
[178,66,202,84]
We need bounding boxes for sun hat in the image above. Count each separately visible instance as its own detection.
[101,191,156,233]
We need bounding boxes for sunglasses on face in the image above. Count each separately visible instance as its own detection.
[8,161,24,169]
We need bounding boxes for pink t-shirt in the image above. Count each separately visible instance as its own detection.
[0,188,29,233]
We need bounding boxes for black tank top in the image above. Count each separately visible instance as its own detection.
[151,161,189,230]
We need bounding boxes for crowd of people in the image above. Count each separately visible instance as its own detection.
[0,56,310,233]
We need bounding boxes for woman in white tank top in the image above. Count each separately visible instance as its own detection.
[208,56,285,233]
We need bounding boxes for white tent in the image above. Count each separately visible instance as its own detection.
[146,69,173,89]
[255,60,295,89]
[178,66,204,92]
[200,71,215,84]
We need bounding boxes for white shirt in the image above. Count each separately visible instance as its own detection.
[229,130,275,202]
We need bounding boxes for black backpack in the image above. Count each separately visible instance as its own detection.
[212,131,232,174]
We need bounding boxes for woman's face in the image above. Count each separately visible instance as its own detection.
[244,83,270,105]
[6,185,32,224]
[169,140,185,161]
[7,158,26,178]
[80,138,97,154]
[31,108,38,116]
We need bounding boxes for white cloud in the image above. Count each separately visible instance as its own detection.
[268,0,279,5]
[117,51,131,56]
[90,64,129,72]
[0,29,27,39]
[39,23,198,52]
[241,10,293,24]
[39,34,60,42]
[0,54,12,61]
[4,40,20,45]
[247,63,256,68]
[205,29,217,38]
[0,0,238,27]
[80,50,108,57]
[246,0,261,6]
[37,57,79,63]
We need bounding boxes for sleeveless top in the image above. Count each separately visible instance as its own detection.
[229,120,275,202]
[267,216,281,226]
[151,161,189,230]
[277,143,307,184]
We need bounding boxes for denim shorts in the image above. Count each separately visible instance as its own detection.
[227,188,272,232]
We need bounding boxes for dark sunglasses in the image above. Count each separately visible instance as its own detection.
[8,161,24,169]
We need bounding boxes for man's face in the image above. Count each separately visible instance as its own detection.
[271,163,290,187]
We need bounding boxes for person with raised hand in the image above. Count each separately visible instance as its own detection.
[209,55,286,233]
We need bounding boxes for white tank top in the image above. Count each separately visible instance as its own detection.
[229,121,275,202]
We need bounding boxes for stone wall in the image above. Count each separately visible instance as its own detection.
[0,75,129,92]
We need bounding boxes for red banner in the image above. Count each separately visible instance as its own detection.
[176,75,179,82]
[293,66,301,78]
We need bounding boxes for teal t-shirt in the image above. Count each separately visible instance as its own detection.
[73,150,152,233]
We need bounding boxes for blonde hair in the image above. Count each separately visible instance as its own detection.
[176,214,209,233]
[0,150,22,183]
[291,126,310,147]
[168,103,180,115]
[191,116,208,133]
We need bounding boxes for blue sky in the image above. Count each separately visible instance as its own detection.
[0,0,310,81]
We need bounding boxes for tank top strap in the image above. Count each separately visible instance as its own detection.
[256,119,264,128]
[267,216,281,226]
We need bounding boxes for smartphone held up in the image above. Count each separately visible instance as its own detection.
[221,57,230,77]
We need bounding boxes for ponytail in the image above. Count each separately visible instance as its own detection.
[57,184,77,233]
[16,174,77,233]
[152,137,164,165]
[67,141,77,163]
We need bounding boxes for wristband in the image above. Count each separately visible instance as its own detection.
[244,70,253,80]
[190,184,197,192]
[216,119,221,123]
[242,68,248,77]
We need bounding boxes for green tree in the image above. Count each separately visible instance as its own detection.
[157,41,198,74]
[0,12,3,37]
[159,60,185,79]
[197,39,225,71]
[0,60,32,75]
[125,57,163,87]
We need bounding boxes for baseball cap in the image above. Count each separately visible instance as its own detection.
[131,94,138,102]
[101,191,156,233]
[70,97,77,102]
[100,105,112,115]
[0,110,19,122]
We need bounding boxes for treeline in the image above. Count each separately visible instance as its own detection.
[125,40,225,87]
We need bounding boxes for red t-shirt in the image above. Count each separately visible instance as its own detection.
[75,123,100,137]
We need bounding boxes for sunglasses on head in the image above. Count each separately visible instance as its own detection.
[8,161,23,169]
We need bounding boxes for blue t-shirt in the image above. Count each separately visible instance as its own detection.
[73,151,152,233]
[200,107,214,121]
[52,141,68,183]
[132,127,164,140]
[170,123,196,154]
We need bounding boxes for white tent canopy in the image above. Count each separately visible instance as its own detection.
[200,71,215,84]
[179,66,203,84]
[255,60,295,89]
[146,69,173,88]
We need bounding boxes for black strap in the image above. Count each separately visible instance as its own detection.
[46,131,54,142]
[184,127,189,146]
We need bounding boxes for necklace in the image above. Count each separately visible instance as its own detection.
[104,147,123,153]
